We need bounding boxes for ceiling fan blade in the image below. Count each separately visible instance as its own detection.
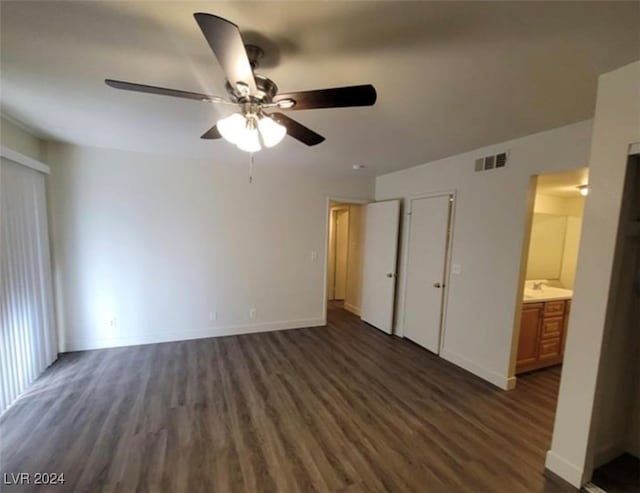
[270,113,325,146]
[273,84,377,110]
[105,79,229,104]
[194,13,257,96]
[201,125,222,139]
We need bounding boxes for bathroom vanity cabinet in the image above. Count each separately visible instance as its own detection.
[516,299,570,374]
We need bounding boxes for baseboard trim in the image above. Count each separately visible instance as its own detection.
[63,318,326,352]
[439,348,511,389]
[545,450,584,488]
[543,468,580,492]
[344,302,361,316]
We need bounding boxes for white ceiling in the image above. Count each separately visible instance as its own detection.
[1,1,638,176]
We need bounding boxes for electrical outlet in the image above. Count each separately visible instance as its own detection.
[310,250,317,261]
[209,311,217,322]
[451,264,462,275]
[249,308,256,319]
[108,318,117,329]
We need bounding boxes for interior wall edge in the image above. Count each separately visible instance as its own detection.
[547,60,640,487]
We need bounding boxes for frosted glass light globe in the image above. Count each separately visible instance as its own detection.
[236,126,261,153]
[258,116,287,148]
[217,113,246,145]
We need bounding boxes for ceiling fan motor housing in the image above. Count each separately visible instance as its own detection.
[244,44,264,69]
[226,73,278,104]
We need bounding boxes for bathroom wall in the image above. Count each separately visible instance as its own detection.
[526,194,585,288]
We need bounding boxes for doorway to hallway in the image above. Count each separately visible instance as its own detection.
[326,201,365,316]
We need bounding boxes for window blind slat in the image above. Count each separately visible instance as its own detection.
[0,157,57,415]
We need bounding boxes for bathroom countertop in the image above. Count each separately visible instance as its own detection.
[523,286,573,303]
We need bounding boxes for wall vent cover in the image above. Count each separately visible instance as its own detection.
[475,151,508,172]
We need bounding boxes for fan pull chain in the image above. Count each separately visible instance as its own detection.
[249,152,254,184]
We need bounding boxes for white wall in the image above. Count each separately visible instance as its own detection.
[375,120,593,389]
[546,61,640,487]
[0,115,45,161]
[46,142,373,351]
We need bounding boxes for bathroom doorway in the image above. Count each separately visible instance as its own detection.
[326,201,366,316]
[512,167,588,378]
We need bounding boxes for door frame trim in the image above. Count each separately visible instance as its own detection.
[323,196,369,324]
[400,190,457,354]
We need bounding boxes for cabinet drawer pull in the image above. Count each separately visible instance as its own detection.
[544,300,566,316]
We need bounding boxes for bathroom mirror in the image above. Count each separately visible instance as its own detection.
[526,213,568,281]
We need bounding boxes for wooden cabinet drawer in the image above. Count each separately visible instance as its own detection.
[541,316,563,339]
[544,300,565,317]
[539,337,561,358]
[517,299,570,374]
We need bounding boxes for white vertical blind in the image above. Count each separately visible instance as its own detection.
[0,157,57,415]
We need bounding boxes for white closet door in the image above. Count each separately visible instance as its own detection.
[361,200,400,334]
[0,157,57,415]
[403,194,451,353]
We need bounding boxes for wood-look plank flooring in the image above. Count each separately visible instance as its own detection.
[0,306,572,492]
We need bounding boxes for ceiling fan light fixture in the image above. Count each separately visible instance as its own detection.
[217,113,246,144]
[107,14,378,153]
[235,124,262,153]
[258,116,287,148]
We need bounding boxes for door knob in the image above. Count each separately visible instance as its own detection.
[433,282,442,288]
[387,273,395,278]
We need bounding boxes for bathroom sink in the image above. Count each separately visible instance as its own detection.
[523,286,573,302]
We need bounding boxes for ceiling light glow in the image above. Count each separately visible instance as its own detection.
[218,112,287,152]
[258,116,286,148]
[217,113,246,145]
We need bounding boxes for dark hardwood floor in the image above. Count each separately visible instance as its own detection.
[0,306,571,492]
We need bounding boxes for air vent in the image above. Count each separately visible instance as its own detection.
[474,151,509,172]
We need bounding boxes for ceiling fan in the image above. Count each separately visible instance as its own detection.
[105,13,377,152]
